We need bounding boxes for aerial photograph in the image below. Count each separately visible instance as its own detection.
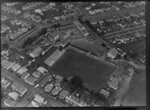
[1,1,146,107]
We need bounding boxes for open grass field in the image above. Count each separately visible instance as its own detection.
[51,48,116,91]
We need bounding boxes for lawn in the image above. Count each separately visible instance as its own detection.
[51,48,116,91]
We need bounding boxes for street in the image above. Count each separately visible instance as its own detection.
[1,68,66,107]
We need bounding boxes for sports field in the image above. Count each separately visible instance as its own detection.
[51,48,116,91]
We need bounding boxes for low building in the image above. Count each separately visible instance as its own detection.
[29,47,43,58]
[8,92,20,101]
[107,77,119,90]
[1,77,11,89]
[1,59,15,70]
[33,94,47,106]
[4,98,16,107]
[31,100,40,107]
[24,75,37,86]
[81,29,89,37]
[69,95,80,105]
[10,63,21,72]
[107,48,118,59]
[61,38,70,47]
[21,72,30,79]
[51,86,62,96]
[32,71,41,78]
[17,67,28,75]
[55,75,63,83]
[11,82,27,97]
[44,49,66,67]
[38,75,52,88]
[100,89,110,98]
[37,66,48,74]
[59,90,69,100]
[9,31,23,40]
[73,20,85,30]
[44,83,54,92]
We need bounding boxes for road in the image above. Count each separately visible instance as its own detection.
[113,70,134,106]
[104,26,145,39]
[1,68,66,107]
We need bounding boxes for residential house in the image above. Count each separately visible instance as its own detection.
[17,67,28,75]
[33,94,47,106]
[21,72,30,79]
[44,83,54,92]
[32,71,41,78]
[51,86,62,96]
[29,47,43,58]
[1,59,15,70]
[107,48,118,59]
[24,75,37,86]
[11,82,27,97]
[100,89,110,98]
[38,75,52,88]
[37,66,48,74]
[8,92,20,101]
[59,90,69,100]
[10,63,21,72]
[1,77,11,89]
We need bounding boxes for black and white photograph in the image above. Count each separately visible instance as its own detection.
[1,1,147,108]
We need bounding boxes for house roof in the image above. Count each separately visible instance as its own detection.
[8,92,19,101]
[25,75,37,85]
[17,67,28,75]
[32,71,41,78]
[44,84,54,92]
[59,90,69,99]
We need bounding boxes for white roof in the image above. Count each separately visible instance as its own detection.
[11,63,21,72]
[31,100,40,107]
[8,92,19,101]
[17,67,28,75]
[100,89,110,98]
[34,94,45,105]
[37,66,48,74]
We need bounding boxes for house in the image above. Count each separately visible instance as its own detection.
[4,98,16,107]
[38,75,52,88]
[44,49,65,67]
[107,77,119,90]
[1,77,11,89]
[61,38,70,47]
[81,29,89,37]
[1,59,15,70]
[51,86,62,96]
[31,100,40,107]
[37,66,48,74]
[100,89,110,98]
[33,94,47,106]
[73,20,85,30]
[107,48,118,59]
[21,72,30,79]
[17,67,28,75]
[32,71,41,78]
[55,75,63,83]
[29,47,43,58]
[10,63,21,72]
[9,30,24,40]
[24,75,37,86]
[8,92,20,101]
[44,83,54,92]
[59,90,69,100]
[11,82,27,97]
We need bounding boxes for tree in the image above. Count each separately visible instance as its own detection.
[69,76,84,93]
[2,43,9,50]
